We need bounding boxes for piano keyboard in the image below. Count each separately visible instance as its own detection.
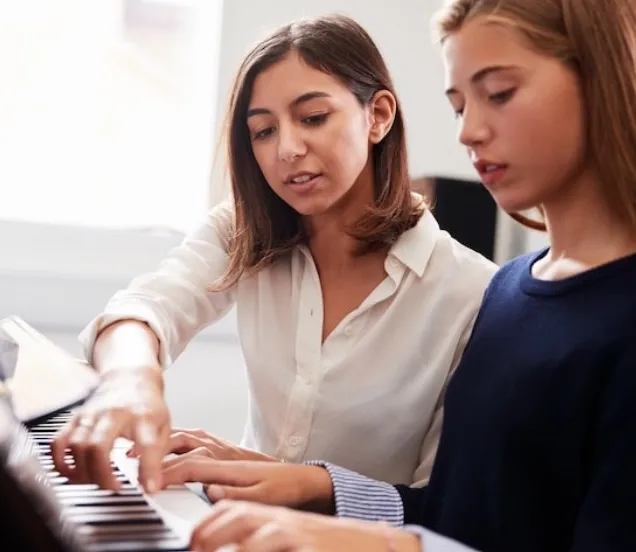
[27,409,213,552]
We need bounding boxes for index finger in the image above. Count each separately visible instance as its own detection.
[51,420,77,478]
[84,414,126,490]
[135,419,167,494]
[161,455,260,488]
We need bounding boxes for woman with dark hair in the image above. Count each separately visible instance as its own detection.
[51,14,495,497]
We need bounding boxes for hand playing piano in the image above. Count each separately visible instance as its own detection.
[50,366,170,494]
[188,500,421,552]
[127,427,277,463]
[160,454,335,512]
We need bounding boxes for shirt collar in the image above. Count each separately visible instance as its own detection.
[388,209,440,278]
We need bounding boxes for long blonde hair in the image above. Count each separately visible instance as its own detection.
[434,0,636,233]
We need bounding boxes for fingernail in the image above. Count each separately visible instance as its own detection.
[206,485,224,501]
[146,479,159,494]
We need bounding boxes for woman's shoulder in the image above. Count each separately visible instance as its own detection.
[184,199,236,252]
[428,216,499,285]
[402,214,499,314]
[205,199,235,231]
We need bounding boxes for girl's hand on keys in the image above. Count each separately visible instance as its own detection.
[127,427,277,463]
[160,454,335,512]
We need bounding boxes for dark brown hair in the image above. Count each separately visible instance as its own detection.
[211,13,424,290]
[434,0,636,234]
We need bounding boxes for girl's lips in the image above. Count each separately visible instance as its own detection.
[473,161,509,187]
[478,165,508,186]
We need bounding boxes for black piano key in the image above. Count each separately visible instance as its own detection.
[36,424,69,431]
[53,488,143,499]
[58,495,147,507]
[77,523,175,537]
[88,530,177,543]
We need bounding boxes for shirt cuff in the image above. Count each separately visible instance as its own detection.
[403,525,479,552]
[305,461,403,526]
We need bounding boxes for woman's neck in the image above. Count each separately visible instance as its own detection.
[535,169,636,278]
[306,208,365,272]
[304,170,376,272]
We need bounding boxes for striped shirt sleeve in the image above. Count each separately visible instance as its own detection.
[305,461,404,526]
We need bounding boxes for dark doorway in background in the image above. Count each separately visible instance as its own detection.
[413,176,498,262]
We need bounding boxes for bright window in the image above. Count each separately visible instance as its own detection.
[0,0,223,233]
[0,0,226,332]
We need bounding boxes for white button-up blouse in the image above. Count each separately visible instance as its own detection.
[79,201,497,485]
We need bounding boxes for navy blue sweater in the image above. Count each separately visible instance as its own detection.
[397,250,636,551]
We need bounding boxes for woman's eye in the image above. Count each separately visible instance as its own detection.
[489,88,516,105]
[252,127,275,140]
[302,113,329,126]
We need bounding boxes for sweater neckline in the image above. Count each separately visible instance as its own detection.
[520,248,636,296]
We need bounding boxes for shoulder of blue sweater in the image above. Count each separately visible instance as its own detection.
[487,248,547,286]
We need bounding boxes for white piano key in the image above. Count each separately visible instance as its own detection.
[110,448,213,539]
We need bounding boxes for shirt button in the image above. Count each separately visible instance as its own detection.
[387,258,399,269]
[289,436,303,446]
[344,325,353,337]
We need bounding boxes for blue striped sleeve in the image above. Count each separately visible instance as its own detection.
[304,461,404,526]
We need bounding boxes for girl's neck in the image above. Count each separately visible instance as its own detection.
[535,168,636,278]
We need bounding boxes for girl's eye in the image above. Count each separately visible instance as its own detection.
[489,88,516,105]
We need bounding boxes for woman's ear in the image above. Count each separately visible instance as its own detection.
[368,90,397,144]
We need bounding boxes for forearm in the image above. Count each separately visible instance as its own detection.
[92,320,163,386]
